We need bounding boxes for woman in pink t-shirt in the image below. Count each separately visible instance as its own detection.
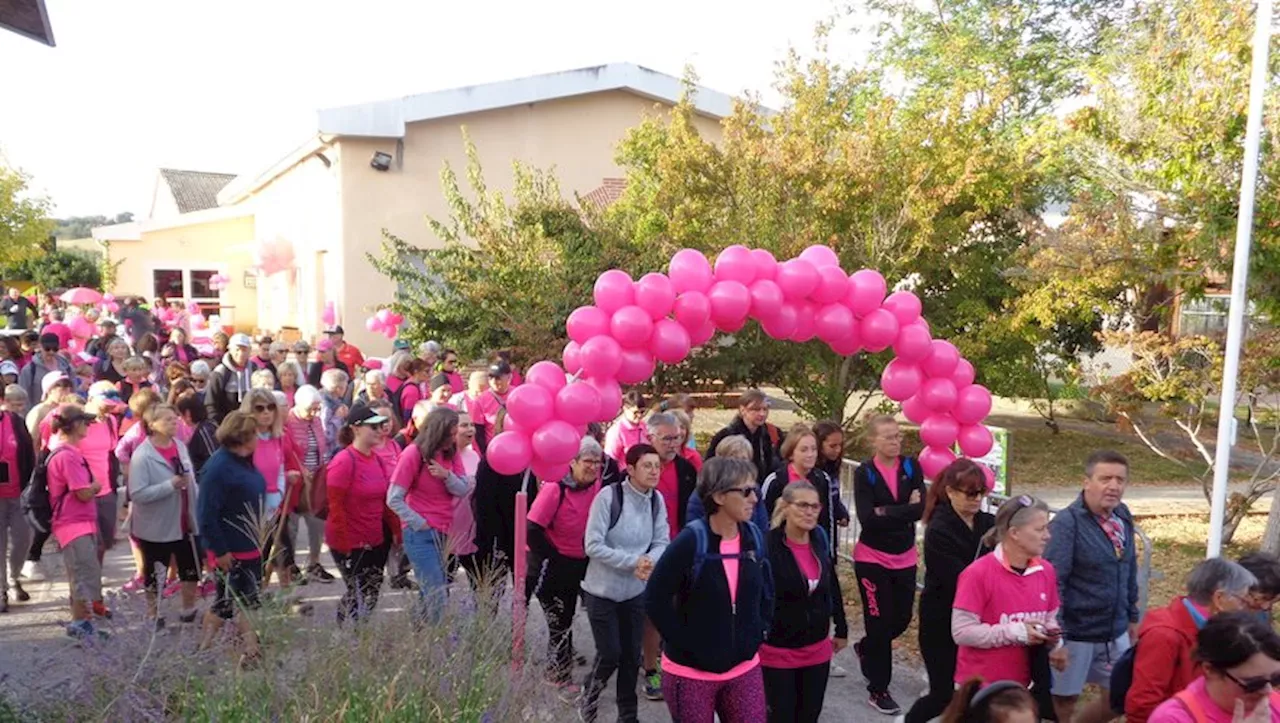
[952,495,1062,689]
[241,388,302,591]
[446,411,480,587]
[850,414,927,715]
[1150,611,1280,723]
[761,481,849,723]
[47,405,107,638]
[603,391,650,465]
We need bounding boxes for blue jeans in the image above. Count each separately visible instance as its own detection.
[401,527,448,622]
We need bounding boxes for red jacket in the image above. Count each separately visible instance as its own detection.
[1125,595,1203,723]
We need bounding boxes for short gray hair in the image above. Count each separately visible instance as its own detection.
[1187,558,1257,605]
[4,386,28,402]
[293,384,322,410]
[422,340,442,355]
[190,360,211,377]
[320,368,349,391]
[276,360,303,385]
[576,436,604,460]
[364,369,386,384]
[646,412,678,434]
[714,435,752,460]
[251,369,276,389]
[697,457,758,517]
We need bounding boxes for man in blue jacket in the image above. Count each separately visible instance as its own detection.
[1044,450,1140,723]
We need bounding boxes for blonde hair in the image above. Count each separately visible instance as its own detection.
[771,480,819,529]
[864,414,898,443]
[240,387,282,437]
[250,369,276,389]
[215,410,258,448]
[122,356,148,373]
[670,409,693,447]
[779,423,817,463]
[982,495,1051,548]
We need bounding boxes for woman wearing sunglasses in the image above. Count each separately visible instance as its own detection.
[241,388,303,593]
[1150,610,1280,723]
[907,459,996,723]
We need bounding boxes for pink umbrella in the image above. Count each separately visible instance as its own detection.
[60,287,103,305]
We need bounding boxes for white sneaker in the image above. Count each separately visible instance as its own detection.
[20,560,44,581]
[829,664,848,678]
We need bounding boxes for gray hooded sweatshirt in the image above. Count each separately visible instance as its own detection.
[581,481,670,603]
[128,438,198,543]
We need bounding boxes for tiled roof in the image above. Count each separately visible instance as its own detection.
[158,169,238,214]
[581,178,628,210]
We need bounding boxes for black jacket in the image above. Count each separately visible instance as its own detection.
[761,464,841,555]
[765,526,848,650]
[706,416,781,483]
[920,503,995,623]
[186,420,218,475]
[306,361,351,389]
[852,455,925,556]
[645,521,773,674]
[5,412,36,488]
[474,458,537,569]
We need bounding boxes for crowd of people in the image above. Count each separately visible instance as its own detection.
[3,289,1280,722]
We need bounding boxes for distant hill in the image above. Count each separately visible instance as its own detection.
[53,212,134,240]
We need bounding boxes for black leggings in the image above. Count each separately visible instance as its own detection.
[905,607,958,723]
[137,536,201,594]
[854,561,917,693]
[526,557,589,683]
[764,662,830,723]
[27,528,50,562]
[332,543,390,622]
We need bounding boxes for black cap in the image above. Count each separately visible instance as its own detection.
[325,325,345,335]
[488,360,512,378]
[429,373,452,393]
[345,405,389,427]
[39,333,60,349]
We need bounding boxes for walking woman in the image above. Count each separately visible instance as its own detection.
[952,495,1063,689]
[0,388,35,611]
[761,481,848,723]
[761,423,845,562]
[526,437,604,691]
[241,388,302,591]
[325,406,398,623]
[645,456,772,723]
[906,459,996,723]
[196,411,265,666]
[47,405,107,638]
[473,411,536,581]
[446,410,481,586]
[285,384,335,584]
[580,443,670,723]
[387,406,469,621]
[813,420,852,524]
[851,414,926,715]
[127,403,200,628]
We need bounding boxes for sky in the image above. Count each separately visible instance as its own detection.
[0,0,866,218]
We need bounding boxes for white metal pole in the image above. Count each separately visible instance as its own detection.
[1207,0,1273,557]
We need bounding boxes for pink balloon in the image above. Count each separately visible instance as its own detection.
[882,291,923,327]
[562,341,582,374]
[978,462,996,490]
[859,308,900,351]
[507,384,555,429]
[919,446,958,480]
[920,377,959,413]
[376,308,392,323]
[761,303,798,340]
[958,424,994,457]
[532,460,572,484]
[952,358,976,388]
[846,269,888,316]
[587,377,623,421]
[616,348,656,385]
[881,360,924,402]
[893,322,933,364]
[651,319,692,364]
[923,340,960,378]
[812,265,850,305]
[799,245,840,268]
[556,382,602,426]
[566,306,610,344]
[719,315,749,333]
[487,431,533,474]
[610,305,654,349]
[525,361,567,394]
[580,335,623,379]
[815,303,855,344]
[689,320,716,347]
[532,420,581,464]
[707,281,751,327]
[673,292,711,331]
[750,249,778,281]
[749,280,784,321]
[106,302,119,313]
[953,384,994,425]
[829,330,862,356]
[714,245,757,286]
[669,249,715,294]
[634,273,677,321]
[790,302,817,342]
[920,414,960,449]
[321,301,337,327]
[594,269,636,314]
[776,259,820,301]
[384,327,397,340]
[102,293,114,303]
[363,317,378,333]
[902,393,931,424]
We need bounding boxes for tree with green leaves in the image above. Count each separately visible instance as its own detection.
[0,163,53,267]
[5,249,102,291]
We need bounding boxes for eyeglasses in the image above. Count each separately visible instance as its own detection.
[956,488,985,500]
[578,458,603,467]
[1222,669,1280,694]
[792,501,821,512]
[658,435,682,444]
[724,486,760,499]
[253,404,277,413]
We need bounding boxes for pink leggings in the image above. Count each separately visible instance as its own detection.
[663,665,766,723]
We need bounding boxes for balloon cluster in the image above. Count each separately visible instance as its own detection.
[99,292,119,315]
[208,273,232,291]
[486,244,995,483]
[366,309,403,339]
[255,238,296,277]
[321,301,337,328]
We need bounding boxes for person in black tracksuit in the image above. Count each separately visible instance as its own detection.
[904,459,995,723]
[762,482,849,723]
[705,389,782,483]
[473,456,537,580]
[850,415,926,715]
[761,424,850,564]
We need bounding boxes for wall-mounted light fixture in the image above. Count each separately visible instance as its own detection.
[370,151,393,172]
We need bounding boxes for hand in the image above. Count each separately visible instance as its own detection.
[873,506,886,517]
[1128,622,1140,644]
[832,637,849,653]
[634,555,653,581]
[336,405,348,419]
[837,517,850,528]
[1049,646,1070,672]
[88,481,102,495]
[1234,697,1273,723]
[216,553,233,571]
[427,461,449,480]
[909,489,922,504]
[1025,622,1051,646]
[171,475,189,490]
[286,471,301,485]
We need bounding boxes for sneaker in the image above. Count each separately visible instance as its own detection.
[830,663,848,678]
[290,564,306,585]
[91,601,113,619]
[11,580,29,603]
[389,573,416,591]
[869,691,902,715]
[179,610,199,624]
[121,575,146,593]
[65,620,106,640]
[198,579,217,598]
[162,579,182,599]
[643,670,663,701]
[543,677,582,705]
[306,564,335,583]
[20,560,44,581]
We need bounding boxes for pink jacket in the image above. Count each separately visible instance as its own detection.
[285,411,327,472]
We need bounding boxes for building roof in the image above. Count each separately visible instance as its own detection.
[158,169,238,214]
[316,62,741,138]
[0,0,54,46]
[581,178,628,210]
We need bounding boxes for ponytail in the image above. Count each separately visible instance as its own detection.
[337,425,355,449]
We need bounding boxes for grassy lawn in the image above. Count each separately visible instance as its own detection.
[1000,426,1213,487]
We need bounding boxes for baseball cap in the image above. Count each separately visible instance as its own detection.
[316,338,335,352]
[345,405,388,427]
[488,360,512,378]
[0,360,17,377]
[87,381,126,410]
[229,333,252,348]
[392,339,411,351]
[325,325,345,335]
[39,333,60,349]
[41,372,71,396]
[50,403,96,429]
[428,373,452,393]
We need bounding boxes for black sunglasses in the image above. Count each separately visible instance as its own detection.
[1223,669,1280,694]
[956,487,985,500]
[724,486,759,499]
[253,404,277,413]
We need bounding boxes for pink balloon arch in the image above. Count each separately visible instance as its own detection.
[486,245,995,483]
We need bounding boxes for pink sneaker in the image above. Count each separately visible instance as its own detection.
[162,580,181,599]
[198,579,217,598]
[121,575,146,593]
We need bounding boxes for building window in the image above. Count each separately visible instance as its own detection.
[152,269,184,301]
[152,268,222,313]
[1179,294,1261,337]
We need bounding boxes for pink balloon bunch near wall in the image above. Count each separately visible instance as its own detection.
[485,244,995,483]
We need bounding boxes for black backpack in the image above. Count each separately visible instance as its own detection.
[607,483,661,531]
[20,447,73,535]
[1108,642,1138,714]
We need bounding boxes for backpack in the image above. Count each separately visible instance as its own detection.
[20,447,73,535]
[607,483,660,531]
[1108,643,1137,713]
[687,518,774,605]
[865,457,916,486]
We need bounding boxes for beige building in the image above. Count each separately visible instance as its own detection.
[94,63,732,351]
